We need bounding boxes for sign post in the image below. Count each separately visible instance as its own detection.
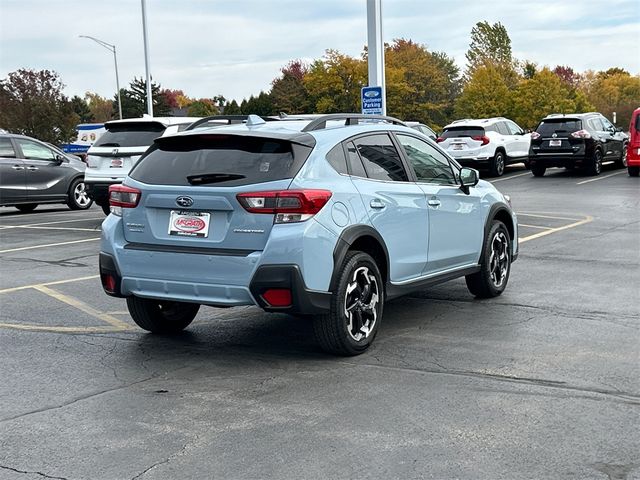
[365,0,386,115]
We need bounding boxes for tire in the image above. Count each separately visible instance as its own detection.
[586,149,603,176]
[466,220,512,299]
[531,164,546,177]
[629,166,640,177]
[618,145,628,168]
[126,296,200,333]
[99,202,111,215]
[67,178,93,210]
[313,251,383,356]
[15,204,38,213]
[490,150,505,177]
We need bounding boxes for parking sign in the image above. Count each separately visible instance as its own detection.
[361,86,383,115]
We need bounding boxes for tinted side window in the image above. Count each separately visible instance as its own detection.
[0,138,16,158]
[600,117,615,131]
[345,142,367,177]
[16,139,56,160]
[396,134,456,184]
[326,144,348,174]
[353,134,408,182]
[589,118,604,131]
[496,122,511,136]
[506,121,523,135]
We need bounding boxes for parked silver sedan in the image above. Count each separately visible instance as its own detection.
[0,133,92,212]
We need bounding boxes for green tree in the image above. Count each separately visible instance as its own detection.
[509,68,594,129]
[454,65,511,119]
[521,61,538,80]
[85,92,116,122]
[270,60,312,114]
[465,21,518,87]
[187,99,219,117]
[241,91,275,116]
[223,100,242,115]
[0,69,77,143]
[71,95,94,123]
[118,77,172,118]
[304,50,367,113]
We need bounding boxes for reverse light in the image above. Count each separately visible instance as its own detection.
[530,132,541,140]
[472,135,490,146]
[108,184,141,216]
[237,189,332,224]
[570,129,591,139]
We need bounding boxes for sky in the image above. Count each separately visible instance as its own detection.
[1,0,639,102]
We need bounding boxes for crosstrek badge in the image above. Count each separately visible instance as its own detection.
[168,210,211,237]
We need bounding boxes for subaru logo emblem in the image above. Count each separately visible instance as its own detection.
[176,196,194,207]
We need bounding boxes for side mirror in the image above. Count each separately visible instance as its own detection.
[459,167,479,194]
[53,154,65,165]
[615,126,623,132]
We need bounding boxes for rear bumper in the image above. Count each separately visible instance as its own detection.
[453,157,491,168]
[528,153,588,168]
[628,146,640,166]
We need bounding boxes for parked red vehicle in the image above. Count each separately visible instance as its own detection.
[628,107,640,177]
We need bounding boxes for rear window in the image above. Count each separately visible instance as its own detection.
[536,120,582,136]
[129,135,311,187]
[94,123,166,148]
[441,127,485,139]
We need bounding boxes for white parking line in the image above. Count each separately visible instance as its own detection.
[576,170,626,185]
[0,225,100,232]
[18,217,103,227]
[0,237,100,254]
[490,172,531,183]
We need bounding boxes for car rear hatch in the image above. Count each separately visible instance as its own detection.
[439,126,487,157]
[86,121,166,180]
[121,133,313,254]
[532,118,583,154]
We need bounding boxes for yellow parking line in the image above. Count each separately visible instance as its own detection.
[0,274,99,294]
[518,224,553,230]
[0,323,126,333]
[33,285,131,330]
[0,237,100,254]
[490,172,531,183]
[576,170,626,185]
[516,212,583,221]
[519,215,593,243]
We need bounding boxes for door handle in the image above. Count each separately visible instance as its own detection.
[11,165,25,170]
[428,198,441,207]
[26,166,39,171]
[370,199,386,209]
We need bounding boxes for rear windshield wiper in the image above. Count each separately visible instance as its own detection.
[187,173,246,185]
[97,143,121,147]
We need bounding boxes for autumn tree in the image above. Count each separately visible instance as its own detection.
[187,99,219,116]
[509,68,593,129]
[270,60,312,114]
[85,92,116,122]
[454,65,511,119]
[580,70,640,127]
[465,21,518,87]
[304,50,367,113]
[0,69,77,143]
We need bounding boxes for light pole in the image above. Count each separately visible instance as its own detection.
[79,35,123,120]
[141,0,153,117]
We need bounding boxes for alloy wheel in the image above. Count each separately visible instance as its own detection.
[344,266,380,341]
[74,182,91,208]
[495,153,505,176]
[621,146,628,167]
[489,231,509,288]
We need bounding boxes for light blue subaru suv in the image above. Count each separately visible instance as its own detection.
[100,114,518,355]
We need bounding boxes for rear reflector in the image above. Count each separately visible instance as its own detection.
[237,189,332,223]
[262,288,292,307]
[101,273,117,294]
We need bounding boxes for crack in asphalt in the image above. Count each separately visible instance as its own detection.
[2,255,93,268]
[340,361,640,406]
[130,439,195,480]
[0,464,68,480]
[0,376,156,424]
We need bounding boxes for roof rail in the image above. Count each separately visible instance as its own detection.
[185,115,277,131]
[300,114,406,132]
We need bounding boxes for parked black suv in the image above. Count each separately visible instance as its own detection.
[528,112,628,176]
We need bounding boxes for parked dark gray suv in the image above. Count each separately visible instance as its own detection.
[0,134,92,212]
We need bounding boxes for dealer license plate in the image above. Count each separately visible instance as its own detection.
[549,139,562,147]
[453,144,464,150]
[168,210,210,238]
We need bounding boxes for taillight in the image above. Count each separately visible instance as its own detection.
[108,184,141,216]
[86,156,99,168]
[237,189,332,224]
[530,132,541,140]
[471,135,490,146]
[436,137,445,143]
[570,129,591,139]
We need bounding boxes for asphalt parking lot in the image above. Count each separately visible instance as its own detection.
[0,164,638,480]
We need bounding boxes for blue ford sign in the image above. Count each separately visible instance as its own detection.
[361,86,383,115]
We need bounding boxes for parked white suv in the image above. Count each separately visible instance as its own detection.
[85,116,199,214]
[437,117,530,176]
